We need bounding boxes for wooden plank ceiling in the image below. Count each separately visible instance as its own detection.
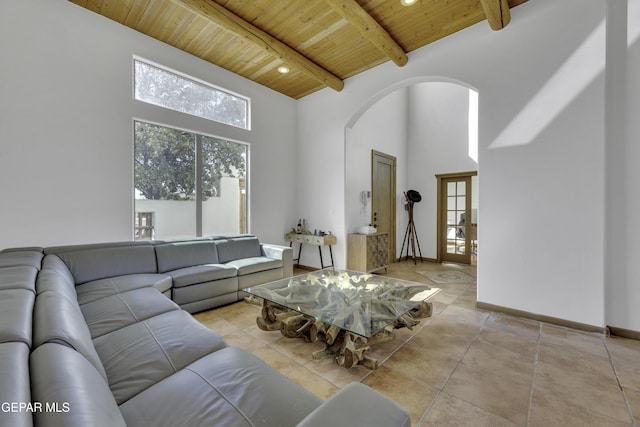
[69,0,527,99]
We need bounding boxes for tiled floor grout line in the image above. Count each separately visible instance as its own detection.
[603,338,638,427]
[524,322,543,427]
[416,307,492,426]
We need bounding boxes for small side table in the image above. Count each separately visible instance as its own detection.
[285,232,337,269]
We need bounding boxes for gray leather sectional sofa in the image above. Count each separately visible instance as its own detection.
[0,236,411,427]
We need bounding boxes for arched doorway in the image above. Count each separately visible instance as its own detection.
[344,78,478,266]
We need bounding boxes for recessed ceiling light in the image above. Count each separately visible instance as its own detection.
[277,66,290,74]
[400,0,417,5]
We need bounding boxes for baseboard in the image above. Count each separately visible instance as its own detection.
[294,264,319,272]
[607,325,640,341]
[476,301,608,335]
[396,256,438,263]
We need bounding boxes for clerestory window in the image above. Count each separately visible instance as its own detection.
[134,58,250,129]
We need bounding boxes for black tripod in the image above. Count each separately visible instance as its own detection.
[398,191,423,264]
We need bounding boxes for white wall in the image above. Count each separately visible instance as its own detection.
[135,177,241,240]
[345,88,408,260]
[605,0,640,332]
[406,82,478,259]
[297,0,608,327]
[0,0,296,249]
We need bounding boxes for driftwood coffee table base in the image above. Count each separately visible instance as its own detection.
[253,299,433,370]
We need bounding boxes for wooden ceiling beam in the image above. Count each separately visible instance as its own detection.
[479,0,511,30]
[324,0,408,67]
[168,0,344,92]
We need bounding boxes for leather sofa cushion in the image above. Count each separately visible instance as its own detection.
[297,382,411,427]
[30,343,127,427]
[0,266,37,292]
[57,245,157,285]
[1,342,36,427]
[0,250,43,269]
[93,310,227,404]
[155,241,219,273]
[119,347,323,427]
[75,274,173,305]
[225,256,283,275]
[36,268,77,302]
[172,277,238,305]
[169,264,237,288]
[33,290,107,381]
[81,287,180,338]
[0,289,34,345]
[41,254,77,285]
[216,238,262,263]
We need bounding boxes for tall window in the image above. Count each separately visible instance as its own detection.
[134,59,250,129]
[134,121,247,240]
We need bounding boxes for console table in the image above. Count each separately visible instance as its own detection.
[285,232,337,269]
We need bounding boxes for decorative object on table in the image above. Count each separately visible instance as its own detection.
[358,225,377,235]
[399,190,423,264]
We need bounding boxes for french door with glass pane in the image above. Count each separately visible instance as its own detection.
[437,172,475,264]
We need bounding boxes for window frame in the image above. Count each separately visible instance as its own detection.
[132,56,252,130]
[133,119,250,240]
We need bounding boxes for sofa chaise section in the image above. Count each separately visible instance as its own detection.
[154,240,239,313]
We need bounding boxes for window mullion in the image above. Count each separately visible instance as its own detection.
[195,134,203,237]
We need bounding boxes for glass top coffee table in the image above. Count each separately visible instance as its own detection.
[245,268,435,369]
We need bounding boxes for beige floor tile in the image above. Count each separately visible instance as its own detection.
[537,341,617,387]
[420,392,519,427]
[528,389,633,427]
[608,336,640,392]
[303,356,370,388]
[382,344,459,390]
[462,340,534,386]
[195,315,241,336]
[438,304,490,327]
[363,364,439,425]
[626,387,640,423]
[484,312,541,337]
[478,326,538,358]
[193,260,640,426]
[616,363,640,393]
[452,293,479,309]
[444,364,530,425]
[269,335,325,364]
[285,365,342,401]
[251,345,300,376]
[540,324,608,358]
[534,360,630,422]
[220,329,269,352]
[407,326,474,361]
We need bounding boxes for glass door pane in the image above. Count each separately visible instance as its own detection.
[440,176,472,264]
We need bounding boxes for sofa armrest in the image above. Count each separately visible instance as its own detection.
[261,243,293,277]
[296,383,411,427]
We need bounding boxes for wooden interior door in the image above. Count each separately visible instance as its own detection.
[371,150,396,264]
[437,172,476,264]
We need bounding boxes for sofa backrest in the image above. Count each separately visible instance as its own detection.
[32,290,108,381]
[0,249,43,269]
[30,343,127,427]
[0,342,32,427]
[0,266,36,347]
[41,254,77,287]
[155,240,219,273]
[53,245,158,285]
[215,237,262,264]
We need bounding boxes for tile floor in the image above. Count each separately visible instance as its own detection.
[193,261,640,426]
